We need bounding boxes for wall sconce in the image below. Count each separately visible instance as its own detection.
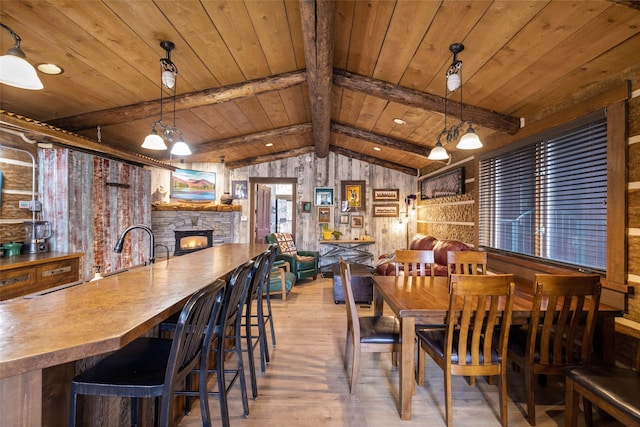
[428,43,483,161]
[0,23,43,90]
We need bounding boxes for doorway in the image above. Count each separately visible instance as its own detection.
[250,178,297,244]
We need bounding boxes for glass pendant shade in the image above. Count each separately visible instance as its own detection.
[456,126,482,150]
[171,140,191,156]
[446,72,460,92]
[0,53,43,90]
[162,70,175,89]
[142,128,167,150]
[427,142,449,161]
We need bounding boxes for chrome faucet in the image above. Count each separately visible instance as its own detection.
[114,224,155,265]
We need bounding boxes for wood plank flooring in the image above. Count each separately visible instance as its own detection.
[178,277,623,427]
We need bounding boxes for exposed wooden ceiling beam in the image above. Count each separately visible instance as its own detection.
[329,145,417,176]
[333,69,521,135]
[299,0,334,158]
[49,71,308,132]
[225,146,315,169]
[331,122,429,158]
[183,123,313,157]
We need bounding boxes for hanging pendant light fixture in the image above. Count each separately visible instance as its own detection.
[142,40,191,155]
[0,23,43,90]
[427,43,482,160]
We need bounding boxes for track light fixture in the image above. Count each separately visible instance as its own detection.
[428,43,482,161]
[142,40,191,155]
[0,23,43,90]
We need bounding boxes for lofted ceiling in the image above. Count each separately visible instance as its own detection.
[1,1,640,174]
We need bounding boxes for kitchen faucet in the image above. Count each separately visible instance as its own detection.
[113,224,155,265]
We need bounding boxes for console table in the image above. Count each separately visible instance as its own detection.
[319,239,375,274]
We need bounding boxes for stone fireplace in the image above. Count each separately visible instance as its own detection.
[151,205,241,256]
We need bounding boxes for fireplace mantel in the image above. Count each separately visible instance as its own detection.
[152,202,241,212]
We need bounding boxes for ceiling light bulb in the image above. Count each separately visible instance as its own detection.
[456,125,482,150]
[0,53,43,90]
[142,127,167,150]
[446,72,460,92]
[427,142,449,161]
[162,70,175,89]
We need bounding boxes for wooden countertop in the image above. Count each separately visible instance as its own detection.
[0,243,269,379]
[0,252,83,270]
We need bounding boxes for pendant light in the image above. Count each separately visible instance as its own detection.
[427,43,482,160]
[0,23,43,90]
[142,41,191,155]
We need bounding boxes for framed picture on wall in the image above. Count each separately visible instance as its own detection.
[231,180,248,199]
[339,215,349,224]
[373,203,399,217]
[302,201,312,213]
[315,187,334,206]
[318,207,331,223]
[351,215,364,228]
[373,188,399,201]
[419,167,465,200]
[341,180,366,212]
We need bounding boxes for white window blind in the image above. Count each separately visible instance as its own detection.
[479,115,607,272]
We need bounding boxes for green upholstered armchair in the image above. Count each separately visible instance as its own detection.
[264,233,319,282]
[266,260,296,300]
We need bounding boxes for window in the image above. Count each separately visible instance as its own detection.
[479,112,607,272]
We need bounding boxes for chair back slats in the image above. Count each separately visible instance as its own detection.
[447,274,515,371]
[527,274,601,366]
[219,260,255,335]
[395,249,435,277]
[447,250,487,276]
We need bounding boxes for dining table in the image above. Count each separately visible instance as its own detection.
[372,274,622,420]
[0,243,269,427]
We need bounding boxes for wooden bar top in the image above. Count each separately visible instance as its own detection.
[0,243,269,379]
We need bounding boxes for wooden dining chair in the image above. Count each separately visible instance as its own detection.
[507,274,602,426]
[447,250,487,276]
[339,258,400,394]
[416,273,516,427]
[395,249,435,277]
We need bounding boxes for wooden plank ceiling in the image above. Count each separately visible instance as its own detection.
[1,1,639,174]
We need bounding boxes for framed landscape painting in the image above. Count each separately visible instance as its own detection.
[419,167,465,200]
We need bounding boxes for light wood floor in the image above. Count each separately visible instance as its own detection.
[178,277,623,427]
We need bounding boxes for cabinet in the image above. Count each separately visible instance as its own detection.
[0,253,82,301]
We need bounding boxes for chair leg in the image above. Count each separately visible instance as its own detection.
[525,369,536,425]
[564,376,580,427]
[499,370,508,427]
[350,346,361,394]
[583,398,594,427]
[444,371,453,427]
[69,389,78,426]
[265,292,277,346]
[344,332,352,370]
[417,344,425,386]
[244,313,258,399]
[235,335,250,417]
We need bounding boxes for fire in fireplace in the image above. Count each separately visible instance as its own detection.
[174,230,214,256]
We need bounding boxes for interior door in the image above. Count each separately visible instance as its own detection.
[255,184,271,243]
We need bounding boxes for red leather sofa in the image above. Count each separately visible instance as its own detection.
[374,234,470,276]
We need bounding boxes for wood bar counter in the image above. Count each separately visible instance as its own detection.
[0,243,269,427]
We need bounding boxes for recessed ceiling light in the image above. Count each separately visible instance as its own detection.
[373,147,381,151]
[265,142,273,147]
[393,118,406,125]
[37,63,64,75]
